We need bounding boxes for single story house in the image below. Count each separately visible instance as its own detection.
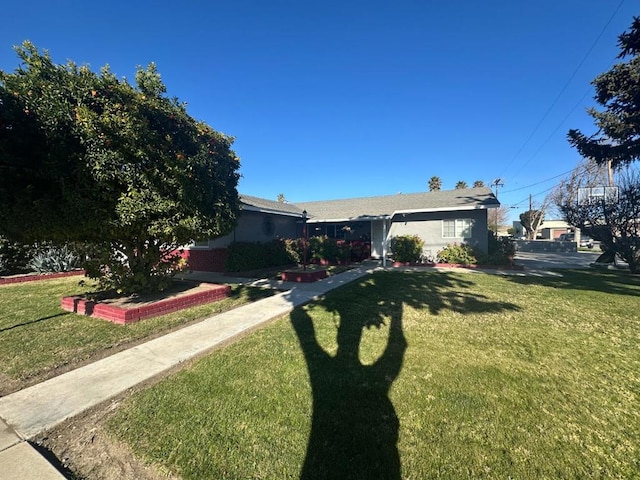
[512,218,572,240]
[183,187,500,271]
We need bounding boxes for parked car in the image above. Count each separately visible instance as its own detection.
[557,233,575,242]
[556,233,594,248]
[579,236,594,249]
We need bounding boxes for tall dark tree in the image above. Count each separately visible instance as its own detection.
[428,176,442,191]
[568,17,640,169]
[0,43,241,293]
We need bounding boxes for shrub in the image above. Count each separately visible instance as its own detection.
[478,231,516,265]
[392,235,424,263]
[437,243,478,265]
[82,245,186,294]
[225,239,299,272]
[308,236,349,265]
[349,240,371,262]
[0,237,33,275]
[28,244,80,273]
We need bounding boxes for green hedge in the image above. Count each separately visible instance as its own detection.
[224,239,299,272]
[0,237,33,275]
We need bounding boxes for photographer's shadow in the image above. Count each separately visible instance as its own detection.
[291,288,406,480]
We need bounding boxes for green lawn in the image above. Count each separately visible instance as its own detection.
[107,269,640,479]
[0,277,273,390]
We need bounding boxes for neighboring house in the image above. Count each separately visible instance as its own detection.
[512,219,572,240]
[183,187,499,271]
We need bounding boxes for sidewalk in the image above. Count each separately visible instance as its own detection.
[0,265,374,479]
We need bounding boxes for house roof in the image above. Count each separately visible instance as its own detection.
[241,188,499,222]
[240,194,305,217]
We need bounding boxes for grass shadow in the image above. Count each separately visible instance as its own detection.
[0,312,68,333]
[506,269,640,297]
[289,270,520,479]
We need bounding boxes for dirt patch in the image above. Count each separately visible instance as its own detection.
[36,399,177,479]
[33,358,198,480]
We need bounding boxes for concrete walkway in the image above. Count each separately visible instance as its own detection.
[0,265,374,479]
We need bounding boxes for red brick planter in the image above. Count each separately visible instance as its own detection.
[61,283,231,325]
[0,270,85,285]
[281,269,328,283]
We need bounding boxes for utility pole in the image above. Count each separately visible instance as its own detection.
[489,178,504,232]
[491,178,504,199]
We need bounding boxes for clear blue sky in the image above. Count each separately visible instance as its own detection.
[1,0,637,223]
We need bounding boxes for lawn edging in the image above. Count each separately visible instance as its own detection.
[0,270,85,285]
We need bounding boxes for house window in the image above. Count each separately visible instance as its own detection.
[442,219,473,238]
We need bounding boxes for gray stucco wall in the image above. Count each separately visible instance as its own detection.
[207,211,298,248]
[388,209,489,259]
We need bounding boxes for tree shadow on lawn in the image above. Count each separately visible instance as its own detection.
[506,268,640,297]
[290,271,520,480]
[0,312,67,333]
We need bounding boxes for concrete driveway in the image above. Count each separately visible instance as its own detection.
[515,250,603,270]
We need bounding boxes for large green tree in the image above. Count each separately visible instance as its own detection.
[568,17,640,168]
[0,43,241,293]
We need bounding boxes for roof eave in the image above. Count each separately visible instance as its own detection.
[392,204,499,215]
[241,204,303,217]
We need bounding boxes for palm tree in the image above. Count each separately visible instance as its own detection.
[455,181,468,189]
[473,180,485,188]
[428,176,442,191]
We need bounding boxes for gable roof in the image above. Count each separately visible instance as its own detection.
[296,187,499,222]
[240,188,499,222]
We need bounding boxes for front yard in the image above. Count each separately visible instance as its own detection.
[76,269,640,479]
[0,277,273,394]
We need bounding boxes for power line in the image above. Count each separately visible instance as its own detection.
[502,160,601,195]
[509,84,595,179]
[501,169,574,194]
[498,0,626,179]
[510,184,560,208]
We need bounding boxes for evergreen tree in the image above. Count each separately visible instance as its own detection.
[568,17,640,168]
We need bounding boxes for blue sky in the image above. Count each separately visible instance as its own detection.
[1,1,637,222]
